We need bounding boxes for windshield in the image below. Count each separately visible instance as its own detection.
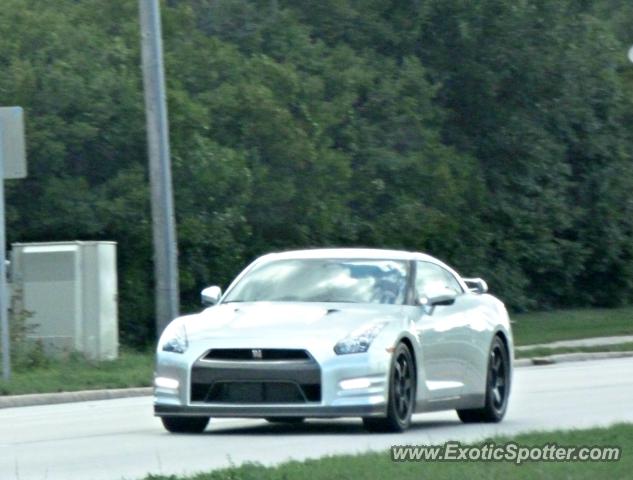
[223,258,409,305]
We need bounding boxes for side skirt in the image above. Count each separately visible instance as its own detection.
[414,393,486,413]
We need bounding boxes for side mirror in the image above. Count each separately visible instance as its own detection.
[463,278,488,294]
[417,287,458,307]
[201,285,222,306]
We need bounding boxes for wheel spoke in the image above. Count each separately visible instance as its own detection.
[493,351,502,371]
[394,361,403,381]
[493,387,502,406]
[398,397,406,417]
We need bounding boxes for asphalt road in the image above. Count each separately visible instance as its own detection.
[2,357,632,480]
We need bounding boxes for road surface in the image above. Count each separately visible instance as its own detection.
[1,357,632,480]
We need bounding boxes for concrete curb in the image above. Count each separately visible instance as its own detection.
[2,352,633,409]
[0,387,152,409]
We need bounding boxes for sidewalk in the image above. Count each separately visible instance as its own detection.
[513,334,633,367]
[515,335,633,351]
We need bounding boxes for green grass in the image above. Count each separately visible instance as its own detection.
[143,424,632,480]
[0,350,153,396]
[512,306,633,346]
[515,342,633,359]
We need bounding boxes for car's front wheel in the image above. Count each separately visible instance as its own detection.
[457,335,510,423]
[363,342,416,433]
[161,416,210,433]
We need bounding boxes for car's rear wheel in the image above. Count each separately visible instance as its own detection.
[161,416,210,433]
[265,417,305,424]
[363,342,416,433]
[457,336,510,423]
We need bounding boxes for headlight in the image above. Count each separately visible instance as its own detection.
[160,322,188,354]
[334,321,388,355]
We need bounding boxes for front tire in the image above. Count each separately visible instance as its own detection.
[161,416,209,433]
[363,342,416,433]
[457,336,510,423]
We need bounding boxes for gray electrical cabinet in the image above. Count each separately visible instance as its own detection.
[10,241,118,360]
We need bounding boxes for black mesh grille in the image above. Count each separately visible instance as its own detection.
[301,384,321,402]
[203,349,311,361]
[204,382,294,403]
[191,381,321,403]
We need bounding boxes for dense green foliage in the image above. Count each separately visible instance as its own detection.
[1,0,632,345]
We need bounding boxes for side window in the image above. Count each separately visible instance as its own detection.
[441,268,463,294]
[416,262,463,297]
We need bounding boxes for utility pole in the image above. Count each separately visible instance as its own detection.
[139,0,180,335]
[0,106,27,382]
[0,122,8,381]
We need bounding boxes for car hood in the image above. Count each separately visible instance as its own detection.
[181,302,403,344]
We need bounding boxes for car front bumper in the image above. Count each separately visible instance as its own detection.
[153,344,390,419]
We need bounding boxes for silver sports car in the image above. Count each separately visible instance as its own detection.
[154,248,513,433]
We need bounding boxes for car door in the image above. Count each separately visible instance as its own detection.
[413,261,470,400]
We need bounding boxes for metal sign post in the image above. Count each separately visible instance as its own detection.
[0,106,27,381]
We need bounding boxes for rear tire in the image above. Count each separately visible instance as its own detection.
[265,417,305,424]
[363,342,416,433]
[457,336,510,423]
[161,416,209,433]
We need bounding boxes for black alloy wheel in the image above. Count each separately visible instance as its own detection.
[363,342,416,432]
[457,335,510,423]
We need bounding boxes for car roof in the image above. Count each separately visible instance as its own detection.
[260,248,438,263]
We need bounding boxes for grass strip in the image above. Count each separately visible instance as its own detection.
[515,342,633,359]
[512,306,633,346]
[143,423,632,480]
[0,349,153,396]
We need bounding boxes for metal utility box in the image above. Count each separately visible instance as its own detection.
[10,241,118,360]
